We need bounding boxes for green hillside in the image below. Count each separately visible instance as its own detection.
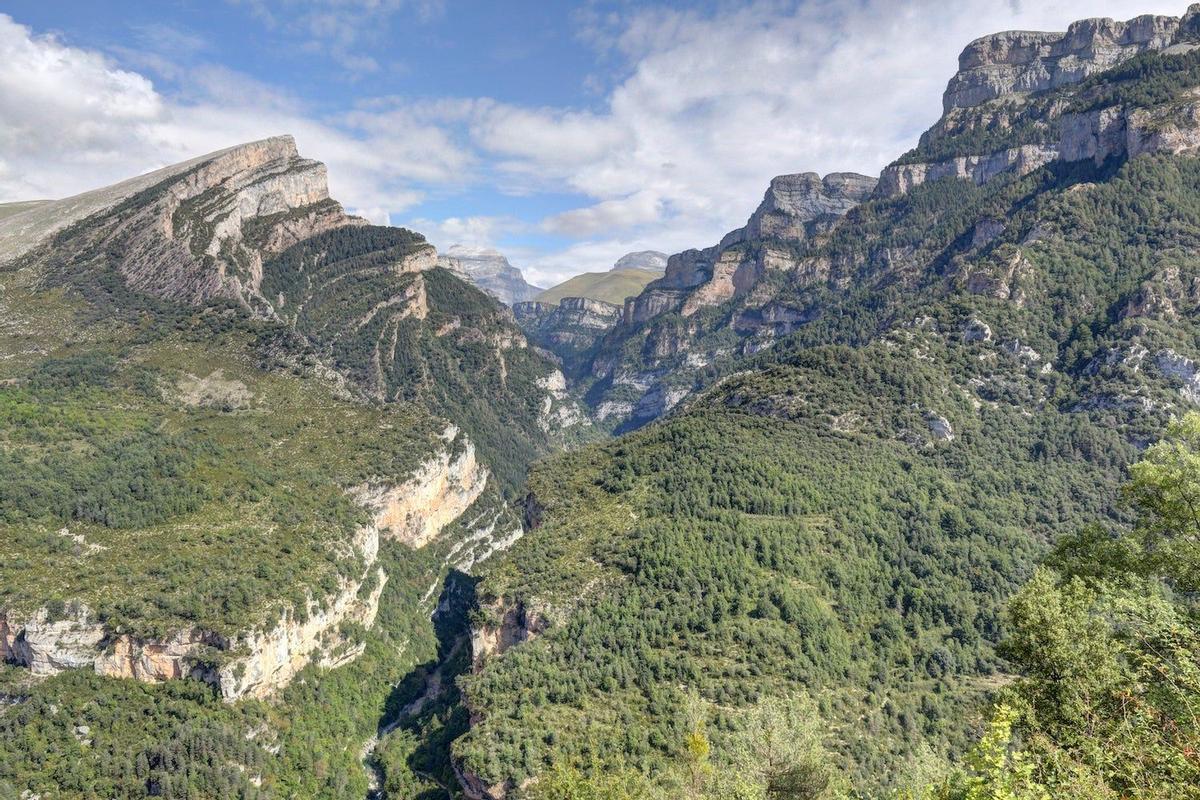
[536,267,662,306]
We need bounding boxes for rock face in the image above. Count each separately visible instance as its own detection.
[354,426,490,548]
[943,12,1189,112]
[437,245,542,305]
[14,136,365,308]
[516,296,626,374]
[0,430,486,700]
[0,139,327,266]
[579,171,872,429]
[877,145,1058,198]
[612,250,668,272]
[625,171,876,326]
[878,8,1200,199]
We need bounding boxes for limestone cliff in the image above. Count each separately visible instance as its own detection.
[15,136,365,308]
[879,7,1200,198]
[354,426,489,549]
[514,296,622,374]
[623,172,875,326]
[0,430,488,700]
[943,12,1189,112]
[437,245,542,305]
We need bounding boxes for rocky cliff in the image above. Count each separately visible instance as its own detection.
[943,12,1188,112]
[577,171,873,429]
[514,296,623,374]
[354,426,489,548]
[612,250,668,272]
[623,172,876,326]
[437,245,543,305]
[0,430,487,700]
[879,7,1200,198]
[14,136,364,308]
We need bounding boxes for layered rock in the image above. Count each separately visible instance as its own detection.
[877,145,1057,198]
[943,11,1190,112]
[623,171,875,326]
[0,430,487,700]
[612,250,668,272]
[880,8,1200,198]
[16,136,365,308]
[354,426,489,548]
[437,245,542,305]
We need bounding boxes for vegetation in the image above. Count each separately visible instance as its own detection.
[535,268,662,306]
[453,344,1135,795]
[261,227,564,491]
[0,335,445,638]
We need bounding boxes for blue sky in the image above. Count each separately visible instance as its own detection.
[0,0,1187,285]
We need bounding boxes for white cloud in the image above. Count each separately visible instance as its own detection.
[0,1,1190,287]
[404,214,526,251]
[0,13,468,215]
[542,190,661,237]
[462,0,1187,282]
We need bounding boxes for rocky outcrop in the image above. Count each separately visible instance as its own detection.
[437,245,542,305]
[0,138,324,266]
[1,430,487,700]
[1060,92,1200,164]
[612,250,668,272]
[516,297,623,374]
[625,171,875,325]
[21,136,365,308]
[469,597,550,667]
[876,145,1057,198]
[355,426,489,548]
[943,11,1192,112]
[1155,349,1200,404]
[879,8,1200,198]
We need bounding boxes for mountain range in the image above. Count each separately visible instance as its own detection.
[3,6,1200,800]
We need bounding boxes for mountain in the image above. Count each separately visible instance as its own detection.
[417,7,1200,798]
[612,249,668,271]
[517,260,667,377]
[534,266,662,306]
[437,244,543,305]
[0,137,579,797]
[7,7,1200,800]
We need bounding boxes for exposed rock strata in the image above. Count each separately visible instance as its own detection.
[943,12,1191,112]
[0,431,487,700]
[354,427,489,548]
[437,245,542,305]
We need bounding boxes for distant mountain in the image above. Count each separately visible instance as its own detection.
[535,267,662,307]
[436,244,542,305]
[611,249,667,271]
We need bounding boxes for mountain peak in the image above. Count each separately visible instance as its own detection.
[0,134,310,267]
[944,9,1200,111]
[612,250,668,272]
[436,245,542,305]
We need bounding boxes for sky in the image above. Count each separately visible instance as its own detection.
[0,1,1188,286]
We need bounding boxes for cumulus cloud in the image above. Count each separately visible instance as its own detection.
[0,13,467,214]
[0,2,1190,287]
[474,0,1185,285]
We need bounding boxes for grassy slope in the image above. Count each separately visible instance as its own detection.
[536,268,662,306]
